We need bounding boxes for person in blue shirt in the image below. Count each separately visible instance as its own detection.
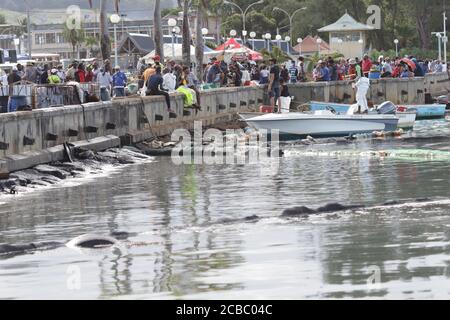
[400,65,411,78]
[112,66,128,97]
[412,58,425,77]
[288,61,298,84]
[320,61,331,81]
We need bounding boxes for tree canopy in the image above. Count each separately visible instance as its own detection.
[219,0,449,53]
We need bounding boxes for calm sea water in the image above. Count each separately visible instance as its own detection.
[1,119,450,300]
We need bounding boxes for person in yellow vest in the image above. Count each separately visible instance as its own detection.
[48,69,61,84]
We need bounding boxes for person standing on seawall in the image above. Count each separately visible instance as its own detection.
[268,58,281,113]
[112,66,128,97]
[97,68,113,102]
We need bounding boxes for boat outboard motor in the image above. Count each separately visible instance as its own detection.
[377,101,397,115]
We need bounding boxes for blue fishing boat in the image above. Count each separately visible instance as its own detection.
[310,101,445,120]
[397,104,447,120]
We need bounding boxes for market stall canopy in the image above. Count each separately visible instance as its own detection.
[216,39,263,61]
[144,44,220,64]
[215,38,244,51]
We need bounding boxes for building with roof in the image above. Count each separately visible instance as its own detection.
[293,35,332,57]
[318,13,374,59]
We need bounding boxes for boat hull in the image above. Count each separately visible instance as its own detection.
[310,101,417,128]
[241,113,399,139]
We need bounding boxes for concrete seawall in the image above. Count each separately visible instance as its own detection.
[1,72,448,174]
[288,72,449,105]
[0,86,264,173]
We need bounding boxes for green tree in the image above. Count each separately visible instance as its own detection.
[0,13,6,25]
[85,36,100,58]
[63,24,86,59]
[88,0,121,60]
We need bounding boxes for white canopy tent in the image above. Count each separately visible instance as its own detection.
[144,44,220,64]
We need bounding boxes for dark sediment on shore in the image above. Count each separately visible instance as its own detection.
[0,148,151,197]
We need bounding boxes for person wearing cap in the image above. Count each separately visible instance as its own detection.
[48,69,61,84]
[153,55,165,70]
[112,66,128,97]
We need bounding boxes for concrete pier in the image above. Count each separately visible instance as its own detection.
[0,72,448,174]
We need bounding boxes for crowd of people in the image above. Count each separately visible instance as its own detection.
[1,52,449,114]
[311,54,449,82]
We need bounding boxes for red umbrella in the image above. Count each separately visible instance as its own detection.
[400,58,416,71]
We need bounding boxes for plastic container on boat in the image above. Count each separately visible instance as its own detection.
[260,105,274,113]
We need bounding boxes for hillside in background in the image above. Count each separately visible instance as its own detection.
[0,0,176,22]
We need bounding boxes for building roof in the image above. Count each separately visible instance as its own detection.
[293,35,331,54]
[318,13,375,32]
[118,33,155,55]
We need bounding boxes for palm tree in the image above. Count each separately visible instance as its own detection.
[88,0,121,60]
[194,0,207,80]
[14,17,28,54]
[182,0,191,66]
[85,36,100,58]
[63,24,86,59]
[154,0,164,62]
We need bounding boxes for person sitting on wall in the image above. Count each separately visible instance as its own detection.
[146,66,174,113]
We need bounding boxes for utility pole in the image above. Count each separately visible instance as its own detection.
[27,7,31,58]
[443,10,447,65]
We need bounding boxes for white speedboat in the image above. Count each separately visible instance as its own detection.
[310,101,416,129]
[239,111,399,139]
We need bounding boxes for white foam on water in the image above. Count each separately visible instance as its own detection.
[0,153,154,203]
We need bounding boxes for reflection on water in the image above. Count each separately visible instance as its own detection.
[0,120,450,299]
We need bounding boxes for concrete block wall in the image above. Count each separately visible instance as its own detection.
[0,86,263,163]
[288,72,448,106]
[0,74,448,173]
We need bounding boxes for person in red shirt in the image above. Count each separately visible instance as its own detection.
[75,64,86,83]
[361,54,372,77]
[84,65,94,82]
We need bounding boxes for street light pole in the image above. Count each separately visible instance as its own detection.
[437,33,442,61]
[110,14,121,67]
[223,0,264,43]
[297,38,303,56]
[273,7,307,47]
[443,10,447,65]
[394,39,399,57]
[168,18,177,59]
[26,2,31,58]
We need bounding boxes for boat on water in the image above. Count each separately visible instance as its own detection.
[239,112,399,139]
[310,101,444,120]
[309,101,416,128]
